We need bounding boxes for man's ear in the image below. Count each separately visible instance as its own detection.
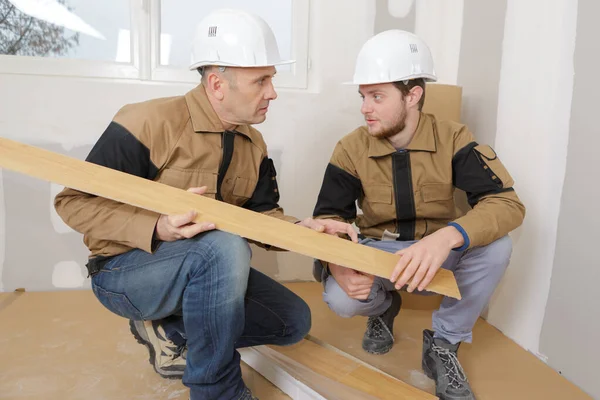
[406,85,424,109]
[206,72,225,101]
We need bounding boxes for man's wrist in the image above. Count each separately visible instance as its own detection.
[440,225,465,249]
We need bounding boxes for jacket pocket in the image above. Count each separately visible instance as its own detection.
[363,184,392,204]
[157,168,217,194]
[232,176,256,199]
[473,145,514,188]
[420,183,455,219]
[421,183,454,202]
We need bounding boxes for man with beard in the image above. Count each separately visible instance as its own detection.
[311,30,525,400]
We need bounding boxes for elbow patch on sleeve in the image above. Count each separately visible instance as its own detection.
[453,142,515,206]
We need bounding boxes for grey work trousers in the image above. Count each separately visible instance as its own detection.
[319,235,513,344]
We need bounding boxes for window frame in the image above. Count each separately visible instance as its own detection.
[0,1,142,79]
[0,0,309,88]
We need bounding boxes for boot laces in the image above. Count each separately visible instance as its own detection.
[432,344,468,389]
[366,316,387,340]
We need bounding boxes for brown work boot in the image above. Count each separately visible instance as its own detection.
[129,319,187,379]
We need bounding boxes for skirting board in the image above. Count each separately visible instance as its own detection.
[0,138,460,299]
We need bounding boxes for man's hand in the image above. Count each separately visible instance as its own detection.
[155,187,216,242]
[390,226,464,292]
[297,218,359,243]
[329,263,375,300]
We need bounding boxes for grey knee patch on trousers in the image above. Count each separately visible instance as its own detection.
[322,275,390,318]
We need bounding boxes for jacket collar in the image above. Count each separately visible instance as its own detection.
[184,84,256,141]
[367,113,437,158]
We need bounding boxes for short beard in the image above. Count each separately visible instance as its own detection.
[369,108,407,139]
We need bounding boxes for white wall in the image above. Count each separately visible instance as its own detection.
[485,0,578,355]
[0,0,584,369]
[0,0,371,290]
[539,0,600,396]
[413,0,464,85]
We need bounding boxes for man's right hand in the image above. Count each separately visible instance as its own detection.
[155,187,216,242]
[329,263,375,300]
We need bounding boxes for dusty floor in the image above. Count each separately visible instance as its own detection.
[0,290,288,400]
[0,283,592,399]
[287,282,591,400]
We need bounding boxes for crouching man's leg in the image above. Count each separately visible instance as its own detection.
[235,267,312,349]
[322,269,401,355]
[424,235,513,400]
[318,238,414,355]
[91,231,260,400]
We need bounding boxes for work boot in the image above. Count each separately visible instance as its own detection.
[129,319,187,379]
[362,291,402,355]
[239,387,259,400]
[422,329,475,400]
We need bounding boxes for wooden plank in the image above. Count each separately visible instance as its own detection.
[0,137,460,299]
[252,340,438,400]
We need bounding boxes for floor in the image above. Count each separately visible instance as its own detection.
[0,290,288,400]
[0,283,592,399]
[286,282,591,400]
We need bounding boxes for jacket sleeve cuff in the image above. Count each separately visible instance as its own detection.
[132,209,162,253]
[448,222,470,251]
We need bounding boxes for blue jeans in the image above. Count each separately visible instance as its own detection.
[91,231,311,400]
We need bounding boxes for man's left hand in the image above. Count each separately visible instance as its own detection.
[390,226,464,292]
[297,218,359,243]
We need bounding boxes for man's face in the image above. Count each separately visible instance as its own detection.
[221,66,278,125]
[359,83,407,139]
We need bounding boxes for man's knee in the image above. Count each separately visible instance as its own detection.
[186,231,251,282]
[485,235,513,268]
[325,296,362,318]
[323,283,375,318]
[465,235,513,285]
[287,299,312,343]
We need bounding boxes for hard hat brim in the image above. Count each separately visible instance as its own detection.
[189,59,295,71]
[342,74,438,85]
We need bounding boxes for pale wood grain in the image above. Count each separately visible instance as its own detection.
[0,137,461,299]
[264,340,438,399]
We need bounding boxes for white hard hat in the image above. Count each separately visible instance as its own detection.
[347,30,437,85]
[189,9,294,70]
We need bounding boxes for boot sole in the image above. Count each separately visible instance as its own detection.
[362,343,393,355]
[129,320,183,380]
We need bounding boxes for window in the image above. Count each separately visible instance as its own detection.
[0,0,309,88]
[0,0,139,78]
[151,0,307,87]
